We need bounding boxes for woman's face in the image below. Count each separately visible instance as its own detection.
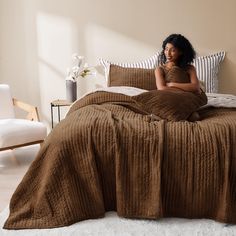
[164,43,182,63]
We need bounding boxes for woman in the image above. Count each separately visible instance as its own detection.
[155,34,207,121]
[155,34,201,94]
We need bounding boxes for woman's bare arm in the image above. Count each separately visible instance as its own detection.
[166,65,200,93]
[155,67,182,91]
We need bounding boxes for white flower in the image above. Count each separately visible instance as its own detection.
[66,53,94,81]
[72,53,84,68]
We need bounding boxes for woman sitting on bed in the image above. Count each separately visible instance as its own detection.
[155,33,201,93]
[155,34,205,121]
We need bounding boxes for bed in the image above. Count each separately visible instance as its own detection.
[2,50,236,231]
[2,86,236,231]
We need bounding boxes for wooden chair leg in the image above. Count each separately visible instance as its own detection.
[10,151,20,166]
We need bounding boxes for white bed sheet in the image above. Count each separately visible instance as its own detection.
[74,86,236,109]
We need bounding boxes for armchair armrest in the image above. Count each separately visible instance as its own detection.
[12,98,40,121]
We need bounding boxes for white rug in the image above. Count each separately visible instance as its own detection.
[0,207,235,236]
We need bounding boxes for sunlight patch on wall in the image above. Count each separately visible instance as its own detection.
[83,22,158,90]
[84,23,157,64]
[36,12,76,73]
[36,12,77,124]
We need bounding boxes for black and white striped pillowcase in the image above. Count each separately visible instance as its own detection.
[193,52,225,93]
[99,52,160,82]
[100,51,225,93]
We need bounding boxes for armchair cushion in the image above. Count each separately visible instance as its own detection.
[0,119,47,149]
[0,84,15,119]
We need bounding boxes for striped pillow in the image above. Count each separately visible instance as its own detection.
[100,51,225,93]
[193,52,225,93]
[99,52,160,82]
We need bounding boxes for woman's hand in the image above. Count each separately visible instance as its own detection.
[166,82,175,87]
[155,67,180,91]
[166,82,184,91]
[166,66,201,93]
[167,82,201,93]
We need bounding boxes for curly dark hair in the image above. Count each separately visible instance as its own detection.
[159,34,196,68]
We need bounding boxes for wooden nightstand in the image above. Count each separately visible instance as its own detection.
[50,99,72,128]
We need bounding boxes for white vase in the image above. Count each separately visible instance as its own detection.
[66,80,77,102]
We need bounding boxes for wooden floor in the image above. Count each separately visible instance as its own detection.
[0,146,39,212]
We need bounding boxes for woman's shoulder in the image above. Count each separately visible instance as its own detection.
[155,65,166,73]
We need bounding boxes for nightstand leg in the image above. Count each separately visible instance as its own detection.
[50,100,71,128]
[51,104,54,128]
[58,105,61,122]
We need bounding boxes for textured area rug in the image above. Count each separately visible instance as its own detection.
[0,207,235,236]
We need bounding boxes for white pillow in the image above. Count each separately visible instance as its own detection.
[193,51,225,93]
[99,52,160,82]
[100,51,225,93]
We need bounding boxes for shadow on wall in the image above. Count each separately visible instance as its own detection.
[218,57,236,95]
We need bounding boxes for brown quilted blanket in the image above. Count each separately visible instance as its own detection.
[3,91,236,229]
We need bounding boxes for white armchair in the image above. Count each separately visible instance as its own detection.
[0,84,47,154]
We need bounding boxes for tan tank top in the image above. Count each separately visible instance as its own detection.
[160,65,190,83]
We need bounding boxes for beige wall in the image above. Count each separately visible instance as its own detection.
[0,0,236,128]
